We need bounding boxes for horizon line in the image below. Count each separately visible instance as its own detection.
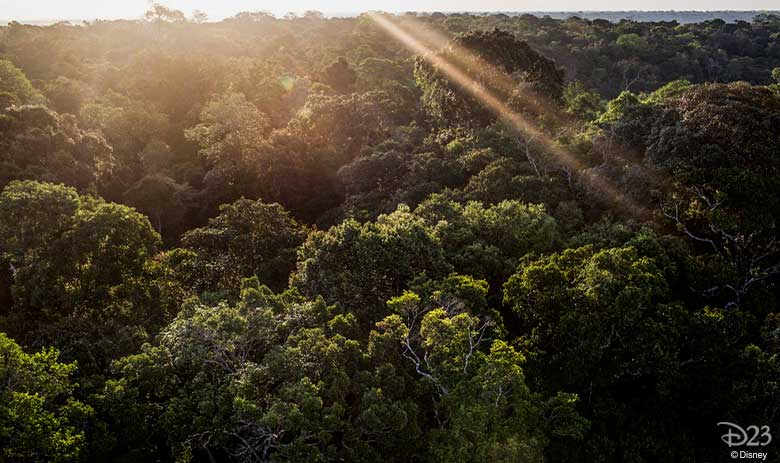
[2,9,778,23]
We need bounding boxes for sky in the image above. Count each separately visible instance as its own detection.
[0,0,778,21]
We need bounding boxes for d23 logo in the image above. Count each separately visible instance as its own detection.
[718,422,772,448]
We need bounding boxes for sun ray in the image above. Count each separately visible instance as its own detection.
[367,12,649,218]
[382,15,566,124]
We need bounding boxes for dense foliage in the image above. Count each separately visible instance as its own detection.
[1,7,779,463]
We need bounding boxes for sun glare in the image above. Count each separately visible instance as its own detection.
[367,12,649,217]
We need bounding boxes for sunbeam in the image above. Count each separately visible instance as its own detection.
[378,15,567,124]
[367,12,649,217]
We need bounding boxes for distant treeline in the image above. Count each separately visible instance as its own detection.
[511,10,780,23]
[3,10,779,26]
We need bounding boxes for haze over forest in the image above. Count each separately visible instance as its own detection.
[3,10,780,25]
[0,5,779,463]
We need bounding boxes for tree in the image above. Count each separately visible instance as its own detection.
[317,57,357,93]
[123,174,194,240]
[375,279,587,462]
[79,94,173,196]
[504,239,675,459]
[292,205,451,330]
[182,198,305,294]
[615,33,649,54]
[0,181,80,265]
[186,91,270,167]
[42,77,87,115]
[415,29,564,128]
[0,332,93,462]
[563,81,604,121]
[502,230,779,461]
[284,90,402,167]
[0,105,113,191]
[191,10,209,23]
[416,195,559,287]
[643,83,780,310]
[356,58,412,92]
[0,181,182,374]
[0,59,43,105]
[642,79,692,105]
[263,90,405,220]
[186,91,270,210]
[144,3,186,22]
[138,139,176,175]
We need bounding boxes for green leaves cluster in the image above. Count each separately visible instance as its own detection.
[182,197,306,293]
[0,333,92,462]
[0,181,183,373]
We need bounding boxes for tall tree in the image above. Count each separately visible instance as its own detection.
[0,106,113,191]
[415,29,564,127]
[0,59,43,105]
[182,197,305,294]
[0,181,183,373]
